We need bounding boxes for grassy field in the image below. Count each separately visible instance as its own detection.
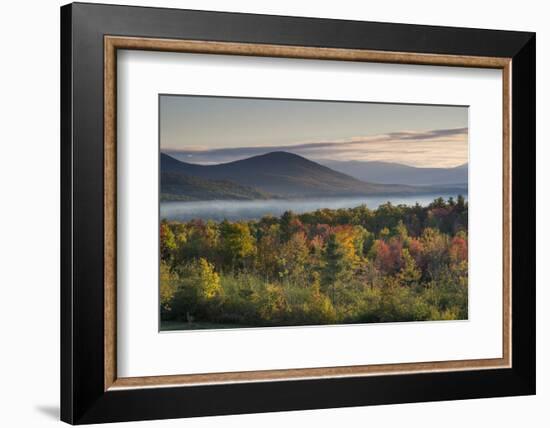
[160,321,248,331]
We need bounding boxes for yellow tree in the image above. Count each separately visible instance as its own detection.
[396,248,421,286]
[191,258,222,300]
[160,222,176,262]
[277,231,309,283]
[171,258,222,321]
[220,221,256,269]
[160,261,178,312]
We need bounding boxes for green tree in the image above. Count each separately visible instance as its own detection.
[220,221,256,268]
[456,194,466,212]
[280,210,300,242]
[321,234,352,302]
[392,220,408,241]
[171,258,222,320]
[177,220,219,266]
[397,248,421,286]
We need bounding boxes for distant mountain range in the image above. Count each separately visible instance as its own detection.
[161,152,467,201]
[322,160,468,186]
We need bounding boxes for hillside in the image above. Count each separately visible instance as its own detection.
[161,152,432,199]
[161,172,272,201]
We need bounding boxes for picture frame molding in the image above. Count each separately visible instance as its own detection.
[104,35,512,391]
[61,2,535,424]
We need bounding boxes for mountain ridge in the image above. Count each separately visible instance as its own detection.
[322,159,468,186]
[161,151,465,201]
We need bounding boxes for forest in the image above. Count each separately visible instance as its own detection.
[160,196,468,329]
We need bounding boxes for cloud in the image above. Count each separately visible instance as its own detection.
[386,127,468,141]
[163,127,468,168]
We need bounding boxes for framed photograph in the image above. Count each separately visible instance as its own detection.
[61,2,535,424]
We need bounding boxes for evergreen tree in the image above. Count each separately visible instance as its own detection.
[321,234,352,302]
[397,249,422,286]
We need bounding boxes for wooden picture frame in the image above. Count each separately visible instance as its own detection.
[61,2,535,424]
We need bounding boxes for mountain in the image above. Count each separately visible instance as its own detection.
[161,152,452,200]
[321,160,468,186]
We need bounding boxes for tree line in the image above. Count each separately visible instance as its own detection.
[160,196,468,328]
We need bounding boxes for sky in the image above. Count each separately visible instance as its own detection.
[160,95,468,168]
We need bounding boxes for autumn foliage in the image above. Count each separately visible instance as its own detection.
[160,196,468,328]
